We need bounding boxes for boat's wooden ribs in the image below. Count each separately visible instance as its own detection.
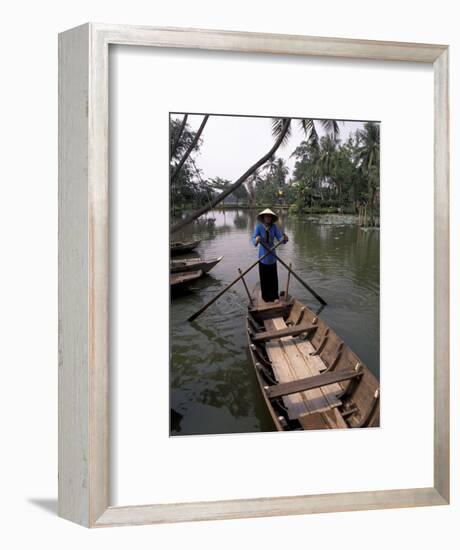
[295,307,306,326]
[255,361,277,385]
[352,389,380,428]
[323,342,344,373]
[341,406,359,418]
[250,343,272,369]
[247,314,263,333]
[310,328,329,356]
[337,362,363,399]
[251,324,317,343]
[265,368,363,399]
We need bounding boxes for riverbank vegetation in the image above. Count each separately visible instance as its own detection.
[170,115,380,229]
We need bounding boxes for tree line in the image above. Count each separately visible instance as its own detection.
[170,115,380,232]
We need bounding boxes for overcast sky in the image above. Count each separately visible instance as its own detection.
[175,113,367,182]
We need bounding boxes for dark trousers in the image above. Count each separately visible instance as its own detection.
[259,261,279,302]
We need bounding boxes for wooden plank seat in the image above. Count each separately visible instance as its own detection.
[248,302,293,322]
[251,324,317,343]
[265,368,363,399]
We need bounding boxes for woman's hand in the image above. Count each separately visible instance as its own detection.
[255,235,261,245]
[283,234,289,243]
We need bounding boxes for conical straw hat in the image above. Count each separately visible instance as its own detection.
[257,208,278,223]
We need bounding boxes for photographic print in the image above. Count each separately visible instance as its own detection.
[170,113,380,436]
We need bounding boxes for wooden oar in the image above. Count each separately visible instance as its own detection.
[187,240,285,322]
[259,238,327,306]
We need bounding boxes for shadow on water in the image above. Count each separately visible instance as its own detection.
[170,209,379,436]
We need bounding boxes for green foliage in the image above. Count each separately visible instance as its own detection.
[209,177,248,205]
[289,123,380,223]
[170,117,211,213]
[170,114,380,226]
[170,117,201,162]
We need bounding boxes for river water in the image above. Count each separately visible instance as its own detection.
[170,209,379,436]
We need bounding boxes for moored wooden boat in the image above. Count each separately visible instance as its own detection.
[170,256,223,274]
[247,284,379,431]
[170,239,201,255]
[170,269,202,287]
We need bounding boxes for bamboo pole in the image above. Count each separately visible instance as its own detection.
[238,268,253,305]
[284,262,292,300]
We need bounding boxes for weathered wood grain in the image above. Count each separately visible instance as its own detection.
[96,23,447,63]
[58,23,91,527]
[266,369,362,399]
[93,488,447,527]
[433,48,450,503]
[59,22,110,528]
[252,323,317,343]
[264,316,341,417]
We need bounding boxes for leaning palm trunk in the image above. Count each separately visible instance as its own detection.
[170,114,209,183]
[170,113,188,161]
[171,119,291,234]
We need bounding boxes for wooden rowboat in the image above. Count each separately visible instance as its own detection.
[170,240,201,255]
[170,256,223,274]
[170,269,202,287]
[247,285,380,431]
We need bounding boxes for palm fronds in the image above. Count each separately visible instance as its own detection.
[271,118,292,147]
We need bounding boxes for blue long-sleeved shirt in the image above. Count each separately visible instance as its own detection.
[252,223,284,265]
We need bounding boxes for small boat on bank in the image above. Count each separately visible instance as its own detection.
[170,256,223,274]
[170,240,201,255]
[170,270,203,288]
[247,285,380,431]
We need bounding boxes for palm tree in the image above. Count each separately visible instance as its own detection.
[273,158,289,186]
[314,135,339,199]
[288,120,341,206]
[264,156,278,176]
[273,118,341,186]
[272,117,340,149]
[245,170,261,208]
[317,135,338,176]
[298,118,340,147]
[356,122,380,224]
[263,156,289,182]
[357,122,380,172]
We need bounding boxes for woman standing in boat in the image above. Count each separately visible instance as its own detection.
[252,208,288,302]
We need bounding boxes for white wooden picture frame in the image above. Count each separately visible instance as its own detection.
[58,23,450,528]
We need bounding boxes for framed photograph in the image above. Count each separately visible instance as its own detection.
[58,24,450,527]
[169,111,381,436]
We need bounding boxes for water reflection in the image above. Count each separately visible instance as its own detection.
[170,209,379,436]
